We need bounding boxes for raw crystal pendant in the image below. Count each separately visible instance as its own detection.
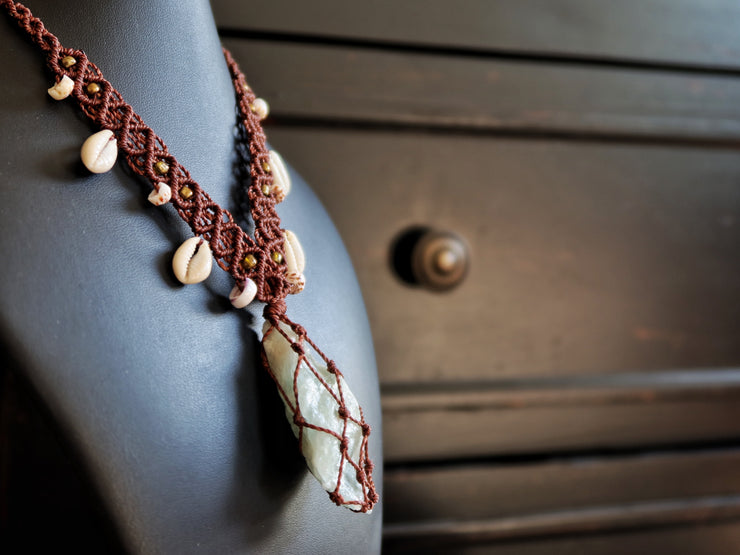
[262,319,377,513]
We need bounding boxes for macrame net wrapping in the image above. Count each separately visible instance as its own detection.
[263,303,377,512]
[2,0,377,513]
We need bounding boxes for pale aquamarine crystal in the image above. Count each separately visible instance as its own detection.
[262,321,369,511]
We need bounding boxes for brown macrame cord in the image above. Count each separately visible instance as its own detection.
[1,0,377,513]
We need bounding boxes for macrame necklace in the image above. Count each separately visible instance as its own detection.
[2,0,377,513]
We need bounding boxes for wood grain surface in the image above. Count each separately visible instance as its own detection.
[224,38,740,140]
[384,448,740,522]
[214,1,740,550]
[214,0,740,70]
[267,128,740,386]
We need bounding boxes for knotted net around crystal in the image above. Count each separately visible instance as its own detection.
[262,307,378,513]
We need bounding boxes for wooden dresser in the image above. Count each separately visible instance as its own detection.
[214,1,740,552]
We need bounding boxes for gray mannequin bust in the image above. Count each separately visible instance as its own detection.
[0,0,382,552]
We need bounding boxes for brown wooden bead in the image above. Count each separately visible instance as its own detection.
[154,160,170,175]
[241,253,258,269]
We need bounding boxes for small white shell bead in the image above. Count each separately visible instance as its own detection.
[286,271,306,294]
[148,183,171,206]
[172,236,213,284]
[251,97,269,120]
[48,75,74,100]
[283,230,306,293]
[268,150,291,203]
[81,129,118,173]
[229,278,258,308]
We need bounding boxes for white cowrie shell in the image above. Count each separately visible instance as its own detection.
[269,150,291,203]
[81,129,118,173]
[148,183,171,206]
[251,97,269,120]
[229,278,258,308]
[283,230,305,275]
[172,236,213,284]
[48,75,74,100]
[286,271,305,294]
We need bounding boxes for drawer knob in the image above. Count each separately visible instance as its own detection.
[406,229,469,291]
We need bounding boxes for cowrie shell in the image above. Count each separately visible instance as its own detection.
[283,230,305,275]
[48,75,74,100]
[172,236,212,284]
[81,129,118,173]
[269,150,291,203]
[229,278,258,308]
[283,230,306,294]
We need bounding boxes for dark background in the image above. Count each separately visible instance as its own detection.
[214,0,740,552]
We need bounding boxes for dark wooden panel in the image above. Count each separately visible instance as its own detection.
[385,448,740,524]
[382,371,740,461]
[384,496,740,544]
[214,0,740,70]
[218,4,740,552]
[383,370,740,411]
[224,38,740,140]
[384,516,740,554]
[267,128,740,385]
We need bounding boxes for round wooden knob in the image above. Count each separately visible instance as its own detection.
[411,230,469,291]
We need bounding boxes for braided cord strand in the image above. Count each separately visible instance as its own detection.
[2,0,377,512]
[1,0,288,299]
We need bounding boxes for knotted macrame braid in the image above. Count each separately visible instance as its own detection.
[1,0,377,513]
[1,0,289,303]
